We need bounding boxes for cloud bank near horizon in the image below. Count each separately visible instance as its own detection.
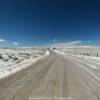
[51,40,94,47]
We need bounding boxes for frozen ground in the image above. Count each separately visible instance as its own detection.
[0,48,49,79]
[53,45,100,56]
[54,47,100,81]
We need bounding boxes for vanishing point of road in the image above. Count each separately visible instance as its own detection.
[0,51,100,100]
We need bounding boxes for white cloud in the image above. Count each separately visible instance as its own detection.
[86,40,92,43]
[0,39,6,42]
[65,41,82,45]
[53,39,57,42]
[52,40,82,47]
[13,42,19,45]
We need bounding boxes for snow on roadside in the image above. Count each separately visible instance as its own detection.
[66,54,97,69]
[53,50,100,69]
[65,53,100,67]
[0,49,50,79]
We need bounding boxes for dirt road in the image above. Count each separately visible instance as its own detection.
[0,52,100,100]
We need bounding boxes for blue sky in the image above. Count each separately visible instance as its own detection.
[0,0,100,47]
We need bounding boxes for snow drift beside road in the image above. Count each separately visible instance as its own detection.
[0,48,49,79]
[54,49,100,80]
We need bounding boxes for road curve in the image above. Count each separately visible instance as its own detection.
[0,52,100,100]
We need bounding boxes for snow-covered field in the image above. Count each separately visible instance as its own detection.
[54,46,100,80]
[53,45,100,56]
[53,45,100,65]
[0,48,49,79]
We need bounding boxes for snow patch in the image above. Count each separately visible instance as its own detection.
[54,50,98,69]
[0,49,49,79]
